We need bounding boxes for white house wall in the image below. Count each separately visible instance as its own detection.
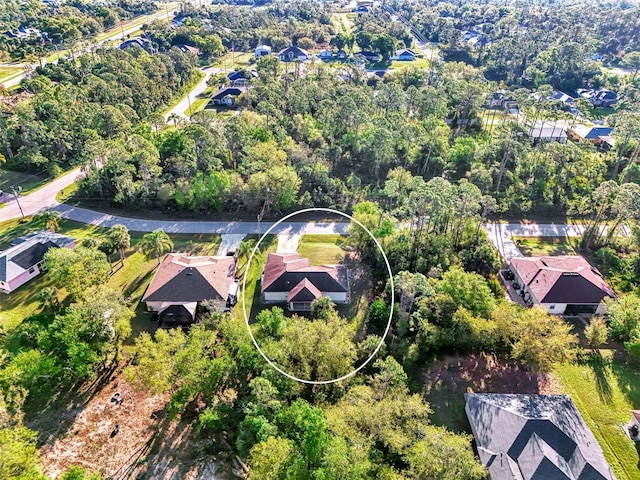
[263,291,349,304]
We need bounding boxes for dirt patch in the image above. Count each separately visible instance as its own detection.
[416,353,563,433]
[27,367,236,480]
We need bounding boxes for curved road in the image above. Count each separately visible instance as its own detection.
[164,67,222,121]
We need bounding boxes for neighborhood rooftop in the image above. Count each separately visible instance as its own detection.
[0,231,75,287]
[465,393,615,480]
[509,255,617,305]
[142,253,236,304]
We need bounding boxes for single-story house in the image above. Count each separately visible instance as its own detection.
[227,70,258,82]
[528,121,568,144]
[393,48,416,61]
[261,253,350,311]
[142,254,237,326]
[567,125,615,150]
[355,50,379,62]
[590,89,618,107]
[0,231,75,294]
[5,26,42,39]
[120,37,155,53]
[255,45,272,59]
[487,91,518,110]
[175,44,200,55]
[463,29,481,42]
[208,86,248,106]
[319,49,333,59]
[277,46,310,62]
[548,90,575,104]
[508,255,617,315]
[465,393,615,480]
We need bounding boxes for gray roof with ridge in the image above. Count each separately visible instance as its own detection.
[465,394,615,480]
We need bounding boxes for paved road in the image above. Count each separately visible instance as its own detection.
[1,6,176,89]
[0,168,84,220]
[164,67,221,121]
[52,204,350,235]
[0,172,630,251]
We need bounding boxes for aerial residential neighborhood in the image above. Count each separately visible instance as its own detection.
[0,0,640,478]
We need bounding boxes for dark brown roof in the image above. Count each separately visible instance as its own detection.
[261,253,348,294]
[143,254,236,303]
[510,256,616,304]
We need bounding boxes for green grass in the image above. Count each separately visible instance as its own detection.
[553,356,640,480]
[390,57,431,70]
[185,85,213,116]
[0,66,22,81]
[512,236,578,256]
[0,169,47,196]
[55,181,78,203]
[297,234,345,265]
[234,235,278,325]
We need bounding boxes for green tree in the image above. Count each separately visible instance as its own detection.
[584,316,608,350]
[35,210,62,232]
[37,286,61,314]
[139,229,173,264]
[605,293,640,341]
[436,266,496,317]
[44,247,110,301]
[509,307,578,371]
[0,426,45,480]
[249,436,296,479]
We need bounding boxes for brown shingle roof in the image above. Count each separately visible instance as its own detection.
[143,254,236,303]
[510,256,616,304]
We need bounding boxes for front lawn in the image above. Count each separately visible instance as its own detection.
[553,355,640,480]
[297,234,345,265]
[512,235,578,256]
[0,169,47,196]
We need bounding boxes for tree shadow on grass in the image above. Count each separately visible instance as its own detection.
[589,354,614,404]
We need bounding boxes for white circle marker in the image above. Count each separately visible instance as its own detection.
[241,207,394,385]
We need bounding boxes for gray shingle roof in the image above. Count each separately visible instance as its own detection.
[465,394,615,480]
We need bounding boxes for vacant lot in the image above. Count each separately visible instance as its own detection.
[513,235,577,256]
[416,353,560,433]
[297,234,345,265]
[27,363,235,480]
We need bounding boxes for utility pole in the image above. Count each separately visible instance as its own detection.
[6,185,25,218]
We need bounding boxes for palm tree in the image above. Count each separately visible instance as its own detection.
[36,210,62,232]
[167,113,182,129]
[236,238,257,271]
[139,229,173,265]
[109,224,130,265]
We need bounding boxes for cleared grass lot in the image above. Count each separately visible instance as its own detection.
[512,235,578,256]
[553,355,640,480]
